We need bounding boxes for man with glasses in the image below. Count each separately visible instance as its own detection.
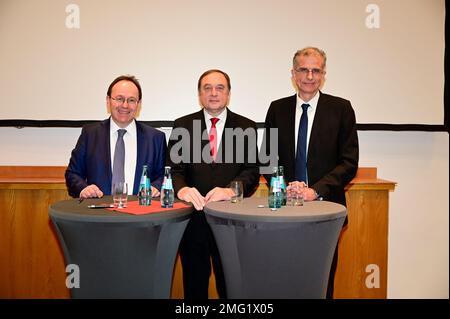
[263,47,359,298]
[65,75,166,199]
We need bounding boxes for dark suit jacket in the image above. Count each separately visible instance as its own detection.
[264,92,359,206]
[65,118,166,197]
[167,109,260,200]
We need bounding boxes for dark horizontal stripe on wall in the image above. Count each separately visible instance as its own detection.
[0,120,175,129]
[0,119,448,132]
[355,123,448,132]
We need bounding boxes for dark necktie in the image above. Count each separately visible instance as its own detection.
[295,104,310,182]
[209,118,219,161]
[111,129,126,193]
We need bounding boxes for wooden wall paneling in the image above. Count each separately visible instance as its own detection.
[334,189,389,298]
[0,186,70,298]
[1,166,395,299]
[0,166,70,298]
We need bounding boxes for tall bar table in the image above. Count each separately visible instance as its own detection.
[204,197,346,299]
[49,196,192,298]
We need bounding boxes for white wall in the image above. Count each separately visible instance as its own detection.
[0,0,445,125]
[358,131,448,299]
[0,126,448,298]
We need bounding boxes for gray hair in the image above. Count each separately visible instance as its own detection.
[293,47,327,69]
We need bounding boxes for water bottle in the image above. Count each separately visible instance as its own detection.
[161,166,174,208]
[278,166,287,206]
[268,166,282,209]
[139,165,151,206]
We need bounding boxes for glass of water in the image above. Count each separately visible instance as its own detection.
[113,182,128,208]
[287,184,304,206]
[230,181,243,203]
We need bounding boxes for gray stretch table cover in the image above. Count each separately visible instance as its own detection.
[49,196,192,298]
[204,197,346,299]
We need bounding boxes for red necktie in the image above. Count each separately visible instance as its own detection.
[209,118,219,161]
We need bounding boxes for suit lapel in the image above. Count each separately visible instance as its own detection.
[216,109,232,163]
[198,110,211,161]
[191,110,211,163]
[134,121,145,193]
[101,119,113,192]
[286,95,297,162]
[308,92,326,160]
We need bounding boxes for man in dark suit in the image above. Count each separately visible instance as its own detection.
[65,75,166,199]
[167,69,260,299]
[264,47,359,298]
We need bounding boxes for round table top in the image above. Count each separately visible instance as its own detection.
[204,197,346,222]
[49,196,193,223]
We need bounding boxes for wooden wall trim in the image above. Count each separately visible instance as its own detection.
[257,166,395,188]
[0,166,66,183]
[347,168,396,190]
[353,167,377,179]
[0,183,67,190]
[0,166,396,189]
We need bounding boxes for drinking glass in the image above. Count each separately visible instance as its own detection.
[230,181,244,203]
[287,184,304,206]
[113,182,128,208]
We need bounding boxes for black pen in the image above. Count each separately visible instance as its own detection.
[78,198,84,204]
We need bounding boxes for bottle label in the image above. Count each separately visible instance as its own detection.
[279,176,286,190]
[161,178,174,208]
[164,178,173,190]
[272,180,281,192]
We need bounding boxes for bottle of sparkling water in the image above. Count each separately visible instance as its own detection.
[268,167,282,209]
[139,165,151,206]
[161,166,174,208]
[278,166,287,206]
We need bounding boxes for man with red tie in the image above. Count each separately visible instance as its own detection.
[167,69,259,299]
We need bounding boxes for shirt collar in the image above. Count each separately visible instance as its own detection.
[296,92,320,110]
[203,107,227,125]
[110,118,136,136]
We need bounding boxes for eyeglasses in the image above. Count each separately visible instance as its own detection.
[294,67,324,77]
[110,96,139,106]
[202,84,227,94]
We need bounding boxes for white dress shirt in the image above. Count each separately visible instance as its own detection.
[294,93,319,184]
[204,107,227,151]
[110,119,137,194]
[294,93,319,156]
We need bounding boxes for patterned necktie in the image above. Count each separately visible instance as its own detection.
[209,118,219,161]
[295,104,310,182]
[111,129,126,193]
